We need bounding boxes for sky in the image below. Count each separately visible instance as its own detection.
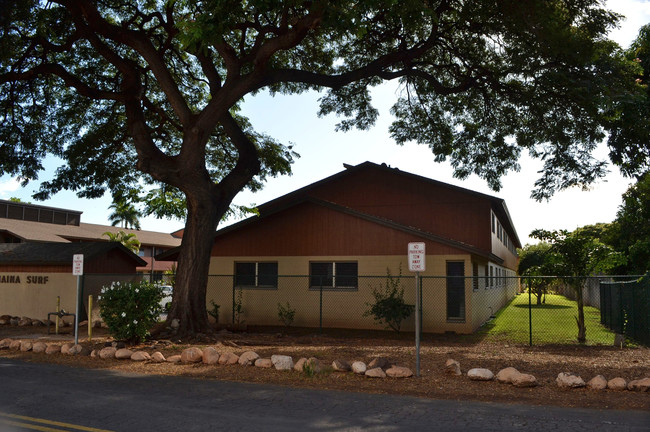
[1,1,649,246]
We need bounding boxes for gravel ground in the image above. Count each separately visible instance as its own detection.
[1,324,648,411]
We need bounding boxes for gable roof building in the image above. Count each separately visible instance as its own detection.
[0,199,181,277]
[192,162,521,334]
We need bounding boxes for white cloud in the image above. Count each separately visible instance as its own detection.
[606,0,650,47]
[0,178,21,199]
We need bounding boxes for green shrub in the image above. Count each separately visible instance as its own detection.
[277,302,296,327]
[98,281,164,344]
[364,266,414,333]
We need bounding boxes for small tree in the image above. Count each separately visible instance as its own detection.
[364,266,414,333]
[518,243,553,305]
[531,228,624,343]
[277,302,296,328]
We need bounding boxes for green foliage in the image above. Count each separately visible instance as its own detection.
[302,360,317,378]
[518,243,553,305]
[277,302,296,327]
[530,228,625,342]
[207,300,220,323]
[98,281,164,344]
[364,267,414,333]
[608,173,650,275]
[102,230,141,254]
[108,200,142,230]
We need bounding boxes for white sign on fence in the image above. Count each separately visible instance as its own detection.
[408,242,426,272]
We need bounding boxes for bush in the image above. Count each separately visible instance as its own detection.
[208,300,220,323]
[277,302,296,327]
[98,281,164,344]
[364,266,414,333]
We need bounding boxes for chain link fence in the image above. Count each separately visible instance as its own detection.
[79,273,648,347]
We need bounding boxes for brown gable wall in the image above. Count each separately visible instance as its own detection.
[304,168,493,250]
[83,249,141,274]
[212,202,468,257]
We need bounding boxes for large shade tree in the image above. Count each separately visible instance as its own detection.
[1,0,647,334]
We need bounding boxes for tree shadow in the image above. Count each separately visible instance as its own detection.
[513,304,572,310]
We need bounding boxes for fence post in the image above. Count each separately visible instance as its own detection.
[319,278,323,334]
[528,280,533,347]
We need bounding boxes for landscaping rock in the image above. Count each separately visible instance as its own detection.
[271,355,294,371]
[468,368,494,381]
[31,320,43,326]
[627,378,650,392]
[512,373,537,388]
[99,347,117,359]
[180,347,203,363]
[131,351,151,361]
[368,357,391,370]
[365,367,386,378]
[294,358,307,371]
[607,377,627,391]
[496,367,520,384]
[151,352,166,363]
[218,352,239,365]
[69,344,91,356]
[332,359,351,372]
[115,348,134,360]
[0,338,13,349]
[202,347,220,365]
[32,342,47,353]
[20,341,33,352]
[386,366,413,378]
[556,372,585,388]
[352,361,367,375]
[18,318,32,326]
[238,351,260,366]
[45,344,61,355]
[61,343,76,355]
[167,355,181,363]
[587,375,608,391]
[255,358,273,368]
[445,359,461,376]
[9,340,22,350]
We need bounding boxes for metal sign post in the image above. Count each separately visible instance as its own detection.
[72,254,84,346]
[408,242,425,377]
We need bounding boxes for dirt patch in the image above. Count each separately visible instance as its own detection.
[1,325,648,411]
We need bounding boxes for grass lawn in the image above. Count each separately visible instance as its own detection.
[476,292,616,345]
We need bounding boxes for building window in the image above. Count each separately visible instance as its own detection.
[235,262,278,289]
[310,262,358,289]
[446,261,465,321]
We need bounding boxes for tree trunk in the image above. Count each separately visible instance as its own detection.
[167,191,224,335]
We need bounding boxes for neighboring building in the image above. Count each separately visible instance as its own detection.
[0,242,146,320]
[168,161,521,333]
[0,199,182,280]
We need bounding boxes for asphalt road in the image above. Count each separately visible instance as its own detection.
[0,358,648,432]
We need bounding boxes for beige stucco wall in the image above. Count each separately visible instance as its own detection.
[207,254,494,334]
[0,273,78,321]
